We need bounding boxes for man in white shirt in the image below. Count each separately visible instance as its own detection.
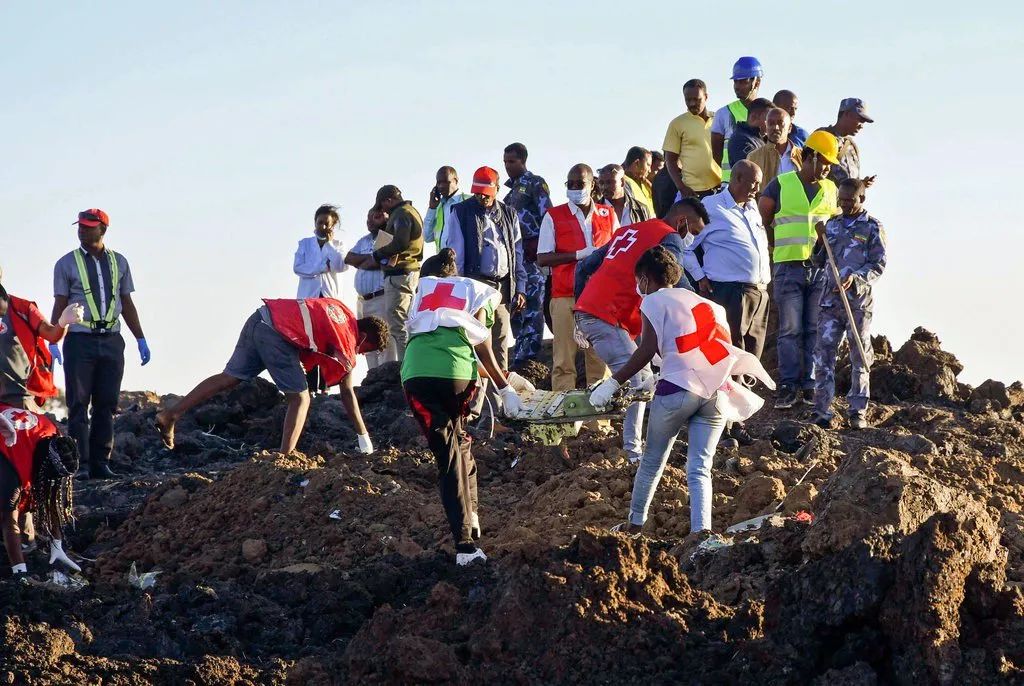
[293,205,347,300]
[684,159,769,446]
[536,164,618,392]
[345,207,397,369]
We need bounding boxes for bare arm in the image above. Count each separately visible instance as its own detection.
[50,295,68,328]
[535,251,578,268]
[611,314,659,384]
[664,151,694,196]
[337,373,368,435]
[120,292,145,339]
[711,132,725,166]
[472,309,509,387]
[757,196,778,248]
[345,250,379,270]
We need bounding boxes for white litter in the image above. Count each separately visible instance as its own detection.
[127,562,160,590]
[329,509,342,520]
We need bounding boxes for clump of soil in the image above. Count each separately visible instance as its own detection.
[4,327,1024,684]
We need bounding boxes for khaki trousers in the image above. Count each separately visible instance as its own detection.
[550,297,608,392]
[358,293,398,369]
[384,272,418,361]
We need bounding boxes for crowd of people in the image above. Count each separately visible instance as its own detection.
[0,55,887,572]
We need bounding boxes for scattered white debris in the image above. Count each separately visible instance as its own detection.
[329,509,342,520]
[127,562,160,590]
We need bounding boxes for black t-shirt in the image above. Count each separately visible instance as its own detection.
[652,167,678,219]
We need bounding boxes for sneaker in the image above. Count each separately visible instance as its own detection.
[455,549,487,566]
[774,388,799,409]
[626,450,643,465]
[801,389,815,405]
[848,414,868,430]
[812,414,833,429]
[730,424,755,446]
[610,522,642,539]
[470,512,481,541]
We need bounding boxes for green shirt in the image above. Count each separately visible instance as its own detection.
[400,302,495,383]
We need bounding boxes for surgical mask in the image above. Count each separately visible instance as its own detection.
[566,189,589,205]
[635,278,648,298]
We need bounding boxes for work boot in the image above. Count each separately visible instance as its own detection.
[812,414,833,430]
[774,388,799,409]
[848,414,868,430]
[88,462,118,480]
[730,424,755,446]
[801,389,815,405]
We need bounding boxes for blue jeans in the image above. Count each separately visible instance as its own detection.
[773,262,825,390]
[574,312,649,457]
[629,391,726,532]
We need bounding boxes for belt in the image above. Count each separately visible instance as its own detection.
[695,187,721,199]
[360,289,385,301]
[710,280,768,292]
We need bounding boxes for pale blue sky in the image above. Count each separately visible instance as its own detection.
[2,1,1021,393]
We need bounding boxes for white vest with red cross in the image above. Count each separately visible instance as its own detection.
[548,202,616,298]
[0,404,60,511]
[406,277,501,345]
[639,288,775,421]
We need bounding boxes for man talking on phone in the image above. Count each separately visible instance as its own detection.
[423,166,470,251]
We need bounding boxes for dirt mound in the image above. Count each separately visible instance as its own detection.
[4,327,1024,684]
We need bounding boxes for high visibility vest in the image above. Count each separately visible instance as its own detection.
[431,193,470,250]
[720,100,749,183]
[72,249,120,330]
[548,203,616,298]
[0,404,59,512]
[772,172,839,263]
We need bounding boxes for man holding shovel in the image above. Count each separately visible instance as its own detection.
[811,178,886,429]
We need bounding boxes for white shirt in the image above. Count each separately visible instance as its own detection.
[779,143,799,175]
[293,233,347,299]
[685,191,771,285]
[538,201,620,255]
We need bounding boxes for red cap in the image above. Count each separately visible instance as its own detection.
[74,209,109,228]
[470,167,500,197]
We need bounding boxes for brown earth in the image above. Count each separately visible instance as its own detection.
[3,329,1024,684]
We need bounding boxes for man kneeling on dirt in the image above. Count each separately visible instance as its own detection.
[155,298,389,455]
[0,404,82,579]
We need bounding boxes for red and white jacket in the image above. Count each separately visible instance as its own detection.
[263,298,358,388]
[0,404,59,511]
[547,203,616,298]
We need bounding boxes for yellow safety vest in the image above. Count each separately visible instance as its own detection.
[72,249,121,330]
[720,100,749,184]
[773,172,839,263]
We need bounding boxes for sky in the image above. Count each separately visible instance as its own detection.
[1,1,1022,394]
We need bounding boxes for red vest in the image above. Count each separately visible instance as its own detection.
[7,296,57,404]
[574,219,676,338]
[263,298,358,388]
[548,203,616,298]
[0,404,59,512]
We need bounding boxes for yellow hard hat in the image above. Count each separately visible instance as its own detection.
[804,130,840,165]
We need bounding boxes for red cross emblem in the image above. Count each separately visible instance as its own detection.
[675,303,730,365]
[1,408,38,431]
[419,282,467,312]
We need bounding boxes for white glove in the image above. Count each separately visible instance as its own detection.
[575,246,596,261]
[573,326,591,350]
[638,372,657,393]
[49,540,82,573]
[589,378,621,407]
[0,414,15,447]
[498,386,523,418]
[57,304,84,327]
[505,372,536,394]
[356,434,374,454]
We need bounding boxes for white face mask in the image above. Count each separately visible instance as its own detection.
[566,189,589,205]
[635,278,649,298]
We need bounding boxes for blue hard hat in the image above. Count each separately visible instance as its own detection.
[731,56,764,80]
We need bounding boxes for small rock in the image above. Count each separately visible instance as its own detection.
[782,482,818,515]
[158,487,189,509]
[893,434,938,456]
[241,538,267,563]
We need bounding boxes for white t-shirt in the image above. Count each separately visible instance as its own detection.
[711,106,738,139]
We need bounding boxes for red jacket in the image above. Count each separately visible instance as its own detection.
[547,203,616,298]
[6,296,57,404]
[574,219,676,338]
[263,298,358,388]
[0,404,59,512]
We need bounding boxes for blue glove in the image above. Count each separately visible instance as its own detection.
[48,343,63,366]
[138,338,151,366]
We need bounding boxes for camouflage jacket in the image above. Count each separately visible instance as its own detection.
[503,171,552,241]
[813,211,886,309]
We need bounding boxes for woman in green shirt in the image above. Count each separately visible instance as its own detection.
[402,249,530,566]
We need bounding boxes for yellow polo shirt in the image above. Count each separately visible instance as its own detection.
[662,110,722,192]
[623,175,655,216]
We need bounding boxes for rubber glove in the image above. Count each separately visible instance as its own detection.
[575,246,596,261]
[138,338,151,366]
[589,378,621,407]
[505,372,536,394]
[49,343,63,366]
[49,540,81,573]
[573,326,591,350]
[357,434,374,454]
[57,303,84,327]
[0,414,16,447]
[498,386,523,418]
[637,372,657,393]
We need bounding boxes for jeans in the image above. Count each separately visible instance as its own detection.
[63,332,126,467]
[773,262,825,390]
[629,391,726,532]
[575,312,648,457]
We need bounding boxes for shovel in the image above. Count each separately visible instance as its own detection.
[816,222,871,372]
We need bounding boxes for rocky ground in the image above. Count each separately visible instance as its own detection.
[2,328,1024,685]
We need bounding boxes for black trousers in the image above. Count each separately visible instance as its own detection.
[708,281,770,358]
[403,377,478,552]
[64,332,125,467]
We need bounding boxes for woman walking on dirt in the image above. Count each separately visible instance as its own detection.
[589,247,773,534]
[401,249,532,565]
